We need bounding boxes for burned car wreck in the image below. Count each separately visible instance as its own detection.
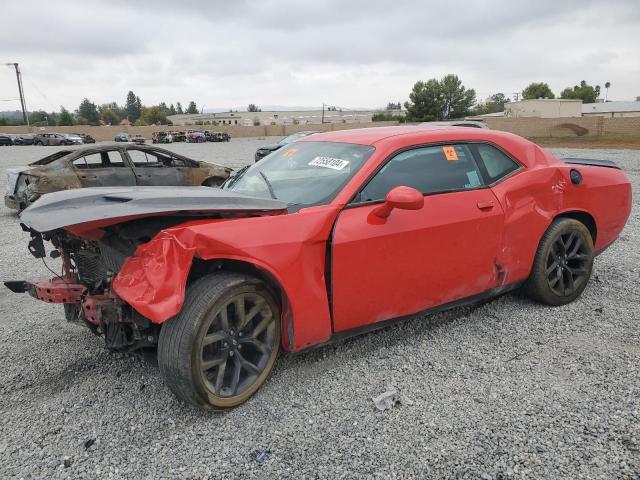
[5,127,632,410]
[5,144,231,211]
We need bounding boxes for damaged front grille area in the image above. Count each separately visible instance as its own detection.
[73,250,109,286]
[7,224,160,353]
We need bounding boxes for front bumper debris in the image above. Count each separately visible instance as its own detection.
[3,277,86,304]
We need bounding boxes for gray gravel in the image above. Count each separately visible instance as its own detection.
[0,143,638,479]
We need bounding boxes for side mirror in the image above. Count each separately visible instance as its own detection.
[372,186,424,219]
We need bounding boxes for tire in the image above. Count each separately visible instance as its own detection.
[524,218,594,306]
[158,272,280,409]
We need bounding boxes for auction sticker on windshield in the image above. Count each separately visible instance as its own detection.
[308,156,350,170]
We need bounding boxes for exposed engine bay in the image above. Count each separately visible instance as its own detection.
[6,216,213,352]
[4,185,289,352]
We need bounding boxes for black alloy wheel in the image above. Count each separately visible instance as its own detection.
[198,291,278,398]
[158,273,280,409]
[545,231,590,296]
[524,218,594,306]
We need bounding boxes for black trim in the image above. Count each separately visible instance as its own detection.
[298,281,523,352]
[3,280,33,294]
[562,158,621,170]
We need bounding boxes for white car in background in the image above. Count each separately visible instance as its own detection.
[63,133,84,144]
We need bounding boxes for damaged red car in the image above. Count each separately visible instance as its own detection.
[5,126,632,409]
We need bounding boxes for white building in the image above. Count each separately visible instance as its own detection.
[504,99,583,118]
[582,101,640,118]
[168,110,375,126]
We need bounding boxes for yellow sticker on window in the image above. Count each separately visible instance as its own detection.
[442,146,458,161]
[282,148,298,158]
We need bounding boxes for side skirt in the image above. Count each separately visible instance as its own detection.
[295,281,523,353]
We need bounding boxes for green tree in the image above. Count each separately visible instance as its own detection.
[99,107,120,125]
[386,102,402,110]
[28,110,52,125]
[75,115,89,125]
[604,81,611,101]
[142,106,167,125]
[186,101,198,114]
[168,103,177,115]
[125,91,142,123]
[522,82,555,100]
[77,98,100,125]
[472,93,510,115]
[440,74,476,118]
[404,79,442,122]
[404,74,475,121]
[489,93,509,111]
[58,107,74,126]
[247,104,261,112]
[176,102,184,114]
[560,80,600,104]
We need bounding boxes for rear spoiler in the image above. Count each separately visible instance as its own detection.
[562,158,620,170]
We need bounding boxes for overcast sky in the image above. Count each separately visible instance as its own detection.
[1,0,638,112]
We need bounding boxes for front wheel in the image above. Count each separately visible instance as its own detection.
[158,273,280,409]
[524,218,594,306]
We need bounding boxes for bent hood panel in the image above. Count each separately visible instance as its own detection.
[20,186,288,232]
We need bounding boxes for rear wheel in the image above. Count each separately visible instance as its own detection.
[158,273,280,409]
[524,218,594,306]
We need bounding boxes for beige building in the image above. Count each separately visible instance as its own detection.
[504,99,582,118]
[168,109,375,127]
[167,112,244,126]
[582,101,640,118]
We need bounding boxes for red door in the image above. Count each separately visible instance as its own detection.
[331,188,505,332]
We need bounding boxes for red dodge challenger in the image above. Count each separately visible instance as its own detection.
[6,126,632,409]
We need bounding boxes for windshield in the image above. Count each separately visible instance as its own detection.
[224,141,374,206]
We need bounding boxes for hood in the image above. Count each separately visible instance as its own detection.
[20,186,288,232]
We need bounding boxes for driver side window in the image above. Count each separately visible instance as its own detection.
[359,144,485,202]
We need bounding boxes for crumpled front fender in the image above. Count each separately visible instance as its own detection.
[113,231,197,321]
[112,205,341,351]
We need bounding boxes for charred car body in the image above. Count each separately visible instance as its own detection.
[34,133,76,146]
[4,144,231,211]
[11,134,36,145]
[6,127,632,409]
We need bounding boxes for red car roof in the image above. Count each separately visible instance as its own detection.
[298,125,548,169]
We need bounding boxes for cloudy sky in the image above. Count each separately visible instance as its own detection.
[1,0,638,112]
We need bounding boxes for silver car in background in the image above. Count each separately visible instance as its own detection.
[63,133,84,144]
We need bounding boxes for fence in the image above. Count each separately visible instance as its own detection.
[2,117,638,140]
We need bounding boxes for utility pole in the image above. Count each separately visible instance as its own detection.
[321,103,325,124]
[4,63,29,125]
[513,92,520,102]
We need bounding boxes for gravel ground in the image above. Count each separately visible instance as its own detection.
[0,142,638,479]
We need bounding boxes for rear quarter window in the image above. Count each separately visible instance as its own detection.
[473,144,520,183]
